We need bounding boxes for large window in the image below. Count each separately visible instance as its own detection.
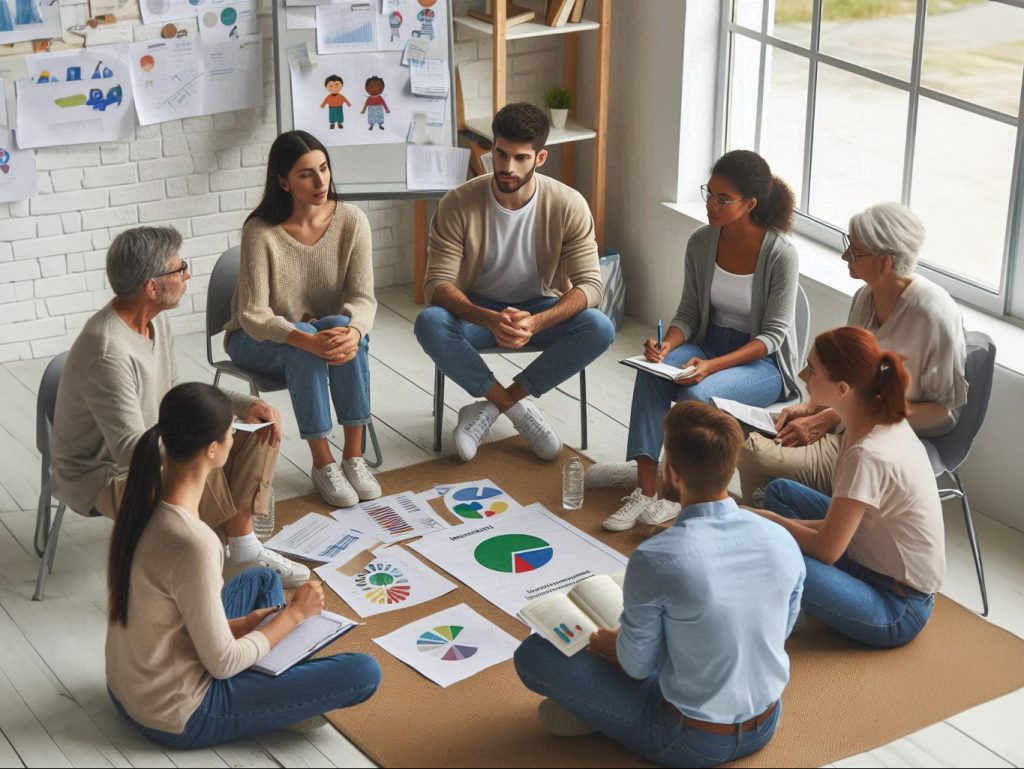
[720,0,1024,318]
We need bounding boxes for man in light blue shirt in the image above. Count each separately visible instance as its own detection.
[514,402,805,767]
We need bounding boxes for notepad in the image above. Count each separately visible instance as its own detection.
[251,610,358,676]
[619,356,697,382]
[711,396,778,436]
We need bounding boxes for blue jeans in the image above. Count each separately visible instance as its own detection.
[227,316,371,440]
[514,635,780,768]
[764,478,935,649]
[626,323,783,462]
[414,294,616,398]
[111,568,381,750]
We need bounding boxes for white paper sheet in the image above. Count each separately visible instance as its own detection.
[406,144,468,191]
[409,57,448,98]
[285,6,315,29]
[378,0,444,53]
[0,0,62,47]
[0,78,7,125]
[232,420,273,432]
[252,610,358,675]
[409,504,628,622]
[400,37,430,66]
[330,491,450,544]
[139,0,201,26]
[373,603,519,687]
[203,34,262,113]
[89,0,142,23]
[198,0,257,41]
[0,127,37,203]
[263,512,380,563]
[315,546,456,618]
[441,479,521,522]
[17,48,135,149]
[711,396,779,436]
[316,2,377,55]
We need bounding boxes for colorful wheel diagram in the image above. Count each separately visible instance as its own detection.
[446,484,511,519]
[474,534,553,574]
[416,625,478,661]
[354,562,411,605]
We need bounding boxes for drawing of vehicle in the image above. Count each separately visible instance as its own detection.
[86,84,123,111]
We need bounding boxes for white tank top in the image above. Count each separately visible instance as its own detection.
[709,263,754,334]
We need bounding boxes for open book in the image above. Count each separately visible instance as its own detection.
[251,610,358,676]
[711,396,778,436]
[518,573,624,657]
[619,356,697,382]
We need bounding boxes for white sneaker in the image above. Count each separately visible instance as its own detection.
[507,400,561,461]
[453,400,499,461]
[311,463,359,508]
[602,488,655,532]
[584,461,638,489]
[637,499,682,526]
[342,457,382,501]
[249,547,310,589]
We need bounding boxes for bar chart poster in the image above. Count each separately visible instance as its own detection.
[331,491,450,544]
[374,604,519,687]
[316,2,378,55]
[409,504,628,622]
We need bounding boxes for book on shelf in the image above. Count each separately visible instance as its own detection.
[545,0,575,27]
[569,0,586,23]
[467,2,536,27]
[518,573,624,657]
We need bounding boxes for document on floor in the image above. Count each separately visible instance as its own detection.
[406,145,469,191]
[710,396,778,436]
[618,355,696,382]
[331,491,450,544]
[263,512,380,563]
[252,610,358,676]
[518,573,624,657]
[441,479,522,522]
[373,603,520,688]
[315,546,457,618]
[409,503,627,622]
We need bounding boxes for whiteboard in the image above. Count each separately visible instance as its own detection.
[272,0,457,200]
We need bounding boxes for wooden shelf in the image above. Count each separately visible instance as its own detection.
[464,115,597,146]
[454,15,600,39]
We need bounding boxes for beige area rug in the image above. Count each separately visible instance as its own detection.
[274,438,1024,768]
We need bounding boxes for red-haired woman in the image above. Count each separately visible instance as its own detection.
[753,326,944,648]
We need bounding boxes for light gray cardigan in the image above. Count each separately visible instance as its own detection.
[670,225,801,399]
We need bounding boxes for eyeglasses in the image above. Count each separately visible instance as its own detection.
[156,260,188,279]
[700,184,748,209]
[841,234,888,263]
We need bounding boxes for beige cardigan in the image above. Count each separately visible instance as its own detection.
[423,173,604,308]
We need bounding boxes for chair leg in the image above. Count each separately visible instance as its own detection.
[34,473,52,558]
[433,368,445,453]
[32,502,66,602]
[579,369,588,451]
[363,421,384,469]
[951,471,989,617]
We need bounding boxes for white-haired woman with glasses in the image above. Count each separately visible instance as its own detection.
[738,202,968,503]
[593,150,802,533]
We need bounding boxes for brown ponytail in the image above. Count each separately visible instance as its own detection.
[712,151,796,232]
[813,326,910,425]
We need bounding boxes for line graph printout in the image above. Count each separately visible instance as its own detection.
[409,504,627,622]
[316,2,377,55]
[331,491,450,544]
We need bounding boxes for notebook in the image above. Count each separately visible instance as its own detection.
[251,610,358,676]
[619,355,697,382]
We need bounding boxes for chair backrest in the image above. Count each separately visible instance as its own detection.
[36,351,69,459]
[927,330,996,473]
[794,282,811,364]
[206,245,241,367]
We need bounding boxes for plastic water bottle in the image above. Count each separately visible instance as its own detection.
[562,456,584,511]
[252,487,275,543]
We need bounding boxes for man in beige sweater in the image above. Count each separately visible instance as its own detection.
[52,226,310,587]
[415,103,614,462]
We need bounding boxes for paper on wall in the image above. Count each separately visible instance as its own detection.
[285,6,315,29]
[198,0,257,42]
[0,78,7,126]
[89,0,142,23]
[0,127,37,203]
[0,0,62,47]
[406,145,469,190]
[316,1,377,56]
[139,0,201,26]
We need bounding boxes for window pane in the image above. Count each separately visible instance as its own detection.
[769,0,812,47]
[910,98,1015,291]
[733,0,763,31]
[727,34,761,152]
[921,2,1024,117]
[808,65,907,227]
[761,47,808,203]
[819,0,915,80]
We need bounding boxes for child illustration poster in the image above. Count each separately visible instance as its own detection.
[376,0,445,52]
[0,128,38,203]
[0,0,61,46]
[291,53,412,148]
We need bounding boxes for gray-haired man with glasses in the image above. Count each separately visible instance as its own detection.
[52,226,310,587]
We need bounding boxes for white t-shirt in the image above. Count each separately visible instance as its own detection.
[709,263,754,333]
[472,186,543,303]
[832,420,946,594]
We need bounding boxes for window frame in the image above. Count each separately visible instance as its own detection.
[715,0,1024,321]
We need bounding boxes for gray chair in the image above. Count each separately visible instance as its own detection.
[33,351,100,601]
[206,246,382,468]
[921,330,995,617]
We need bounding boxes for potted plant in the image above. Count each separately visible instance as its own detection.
[543,86,571,130]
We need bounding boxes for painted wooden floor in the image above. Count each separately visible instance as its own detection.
[0,284,1020,768]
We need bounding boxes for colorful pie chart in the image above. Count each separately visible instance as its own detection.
[474,534,553,574]
[416,625,478,661]
[447,485,512,519]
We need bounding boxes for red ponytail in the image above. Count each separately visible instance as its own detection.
[813,327,910,425]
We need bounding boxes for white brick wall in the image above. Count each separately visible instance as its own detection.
[0,0,564,361]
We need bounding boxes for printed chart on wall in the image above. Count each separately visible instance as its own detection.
[0,127,36,203]
[0,0,61,46]
[373,603,519,687]
[141,0,203,25]
[17,48,135,148]
[199,0,258,42]
[409,504,628,622]
[315,546,456,618]
[330,491,450,544]
[291,52,413,148]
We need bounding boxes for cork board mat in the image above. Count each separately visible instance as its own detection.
[273,438,1024,768]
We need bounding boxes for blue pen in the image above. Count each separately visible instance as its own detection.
[657,320,663,351]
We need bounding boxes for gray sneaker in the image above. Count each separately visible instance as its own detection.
[537,698,598,737]
[311,463,359,508]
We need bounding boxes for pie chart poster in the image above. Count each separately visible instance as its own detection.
[410,505,627,622]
